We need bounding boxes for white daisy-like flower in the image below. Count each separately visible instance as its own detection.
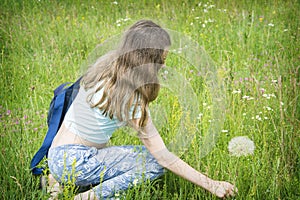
[232,89,241,94]
[264,106,273,111]
[197,113,203,120]
[228,136,255,157]
[133,178,139,186]
[255,115,262,121]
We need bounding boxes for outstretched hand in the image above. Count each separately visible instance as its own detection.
[209,181,238,199]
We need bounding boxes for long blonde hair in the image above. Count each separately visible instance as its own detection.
[81,20,171,127]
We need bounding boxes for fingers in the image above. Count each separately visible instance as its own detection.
[228,186,235,196]
[226,185,238,198]
[222,183,238,199]
[212,181,238,199]
[230,185,238,196]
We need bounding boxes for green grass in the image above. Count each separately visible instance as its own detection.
[0,0,299,199]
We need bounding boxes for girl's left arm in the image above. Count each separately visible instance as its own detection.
[132,118,237,199]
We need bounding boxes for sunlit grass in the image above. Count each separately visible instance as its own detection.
[0,0,299,199]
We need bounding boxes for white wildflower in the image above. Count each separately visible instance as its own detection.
[280,102,284,106]
[256,115,262,121]
[197,113,203,120]
[232,89,242,94]
[115,17,131,27]
[112,1,118,5]
[228,136,255,157]
[242,95,254,100]
[268,23,274,27]
[133,179,139,186]
[263,93,276,99]
[262,94,269,99]
[221,130,229,133]
[264,106,273,111]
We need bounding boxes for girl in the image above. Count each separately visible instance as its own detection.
[47,19,237,199]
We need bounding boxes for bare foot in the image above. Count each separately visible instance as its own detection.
[74,189,97,200]
[40,174,62,200]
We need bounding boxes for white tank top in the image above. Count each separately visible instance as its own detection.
[64,83,141,144]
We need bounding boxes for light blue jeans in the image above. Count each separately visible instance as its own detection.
[48,144,164,199]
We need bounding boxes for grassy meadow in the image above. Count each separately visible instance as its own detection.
[0,0,299,199]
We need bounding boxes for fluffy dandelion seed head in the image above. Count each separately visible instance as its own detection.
[228,136,255,157]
